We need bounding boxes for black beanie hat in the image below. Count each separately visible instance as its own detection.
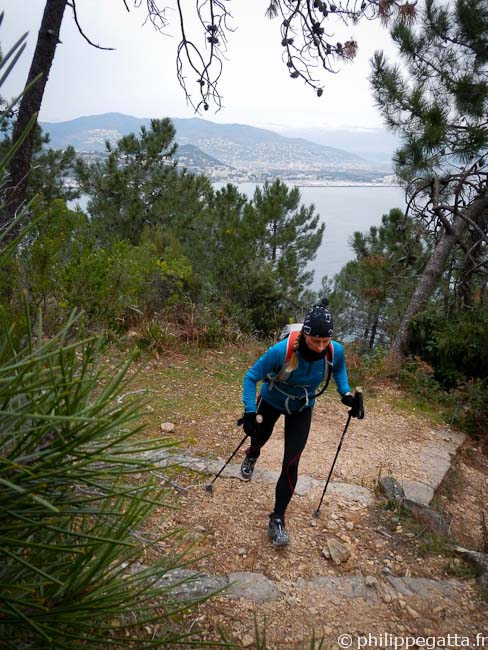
[302,299,334,338]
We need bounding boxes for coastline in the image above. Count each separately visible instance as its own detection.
[293,182,401,188]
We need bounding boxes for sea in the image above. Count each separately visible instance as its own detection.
[215,182,406,289]
[71,183,406,290]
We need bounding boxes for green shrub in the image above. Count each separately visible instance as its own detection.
[18,198,89,307]
[15,202,197,331]
[410,305,488,388]
[133,300,244,351]
[59,238,162,326]
[341,342,391,392]
[397,356,445,399]
[450,379,488,443]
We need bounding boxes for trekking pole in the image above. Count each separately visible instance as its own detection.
[205,415,263,493]
[313,388,362,517]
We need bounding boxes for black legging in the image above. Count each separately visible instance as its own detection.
[246,398,312,518]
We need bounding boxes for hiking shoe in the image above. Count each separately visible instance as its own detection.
[240,455,257,480]
[267,514,290,548]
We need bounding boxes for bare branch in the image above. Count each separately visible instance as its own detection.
[136,0,170,32]
[139,0,412,113]
[70,0,115,51]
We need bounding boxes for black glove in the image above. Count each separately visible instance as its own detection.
[341,392,365,419]
[341,393,354,408]
[237,412,259,437]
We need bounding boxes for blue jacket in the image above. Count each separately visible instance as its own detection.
[242,338,351,414]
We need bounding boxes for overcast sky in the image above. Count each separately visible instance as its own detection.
[1,0,399,130]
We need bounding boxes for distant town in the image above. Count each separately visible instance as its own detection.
[45,113,400,187]
[76,149,398,187]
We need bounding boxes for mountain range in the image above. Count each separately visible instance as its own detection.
[40,112,396,183]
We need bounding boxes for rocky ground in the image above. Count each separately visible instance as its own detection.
[129,347,488,648]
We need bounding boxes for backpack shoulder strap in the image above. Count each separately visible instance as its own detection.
[312,342,334,399]
[326,341,334,365]
[284,329,300,365]
[273,329,300,383]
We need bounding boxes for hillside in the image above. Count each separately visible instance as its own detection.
[120,343,488,648]
[40,113,392,183]
[275,125,400,164]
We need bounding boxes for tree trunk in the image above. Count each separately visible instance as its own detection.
[459,207,488,309]
[368,311,379,349]
[391,193,488,360]
[3,0,68,238]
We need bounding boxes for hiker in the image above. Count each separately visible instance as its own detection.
[239,301,360,548]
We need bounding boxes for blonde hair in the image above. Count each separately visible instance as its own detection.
[283,332,301,374]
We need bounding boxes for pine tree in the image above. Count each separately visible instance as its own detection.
[331,208,429,347]
[252,179,325,311]
[371,0,488,358]
[76,119,212,246]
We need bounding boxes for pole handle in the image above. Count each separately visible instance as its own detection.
[352,386,365,420]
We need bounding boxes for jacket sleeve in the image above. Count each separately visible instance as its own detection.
[331,341,351,396]
[242,342,285,413]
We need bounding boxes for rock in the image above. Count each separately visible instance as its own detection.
[365,576,378,588]
[159,568,228,600]
[479,572,488,589]
[240,634,254,647]
[226,572,280,603]
[321,547,331,560]
[406,605,419,619]
[401,498,450,535]
[329,483,373,505]
[327,537,351,564]
[401,480,435,505]
[305,576,379,604]
[160,422,175,433]
[295,474,315,495]
[453,545,488,572]
[378,476,405,501]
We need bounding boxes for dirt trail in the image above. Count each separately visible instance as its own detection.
[149,388,488,648]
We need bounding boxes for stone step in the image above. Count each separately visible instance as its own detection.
[157,568,465,605]
[148,448,373,505]
[147,425,465,508]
